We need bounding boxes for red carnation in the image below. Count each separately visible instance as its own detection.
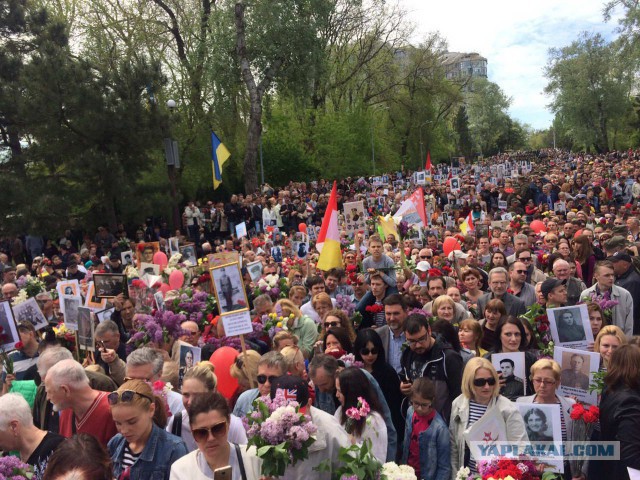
[14,341,24,350]
[137,243,147,252]
[428,268,443,277]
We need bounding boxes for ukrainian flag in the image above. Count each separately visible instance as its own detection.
[211,131,231,190]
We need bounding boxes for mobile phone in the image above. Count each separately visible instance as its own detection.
[96,340,106,351]
[398,372,411,384]
[213,466,232,480]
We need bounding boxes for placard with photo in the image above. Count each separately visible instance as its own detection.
[210,263,249,315]
[154,292,166,312]
[121,251,134,267]
[95,307,115,324]
[61,295,82,330]
[77,307,95,351]
[235,221,248,239]
[554,346,600,405]
[450,177,460,193]
[342,201,367,238]
[179,344,201,389]
[139,262,160,276]
[0,301,19,352]
[246,261,263,283]
[498,200,508,210]
[136,242,160,268]
[56,279,80,300]
[93,273,127,299]
[179,244,197,266]
[208,251,240,268]
[548,304,593,351]
[292,232,309,260]
[11,297,48,331]
[168,237,180,257]
[491,352,526,398]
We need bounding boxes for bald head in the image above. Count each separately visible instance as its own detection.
[1,283,18,300]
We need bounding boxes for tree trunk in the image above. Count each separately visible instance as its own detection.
[244,104,262,193]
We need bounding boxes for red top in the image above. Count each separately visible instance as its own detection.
[59,391,118,447]
[408,409,436,478]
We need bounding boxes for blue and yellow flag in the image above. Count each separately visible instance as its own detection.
[211,131,231,190]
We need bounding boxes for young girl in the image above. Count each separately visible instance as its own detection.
[401,378,450,480]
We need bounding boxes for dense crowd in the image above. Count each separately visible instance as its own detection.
[2,149,640,479]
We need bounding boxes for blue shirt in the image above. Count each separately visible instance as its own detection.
[388,328,406,374]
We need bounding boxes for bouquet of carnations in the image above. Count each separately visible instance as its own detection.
[568,403,599,477]
[0,456,34,479]
[244,390,317,478]
[365,304,383,315]
[522,304,554,357]
[338,354,364,369]
[456,457,561,480]
[344,397,370,435]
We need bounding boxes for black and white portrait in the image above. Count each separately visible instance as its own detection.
[11,297,48,331]
[0,301,19,351]
[180,244,197,266]
[548,304,592,350]
[271,246,283,264]
[554,346,600,404]
[95,307,115,324]
[211,263,249,315]
[491,352,526,400]
[121,251,134,266]
[62,296,81,330]
[247,261,263,283]
[140,262,160,276]
[93,273,127,299]
[77,307,94,351]
[169,237,180,256]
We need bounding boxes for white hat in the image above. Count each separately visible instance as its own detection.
[448,250,469,261]
[416,261,431,272]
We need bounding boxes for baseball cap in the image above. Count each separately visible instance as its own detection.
[270,375,310,409]
[416,261,431,272]
[607,253,632,263]
[541,278,566,298]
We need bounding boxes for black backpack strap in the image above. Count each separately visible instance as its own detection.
[171,410,182,437]
[234,443,247,480]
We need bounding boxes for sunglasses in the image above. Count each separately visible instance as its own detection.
[107,390,153,406]
[519,257,532,261]
[325,321,340,328]
[360,347,379,356]
[192,420,227,443]
[257,374,278,385]
[515,270,527,274]
[355,281,365,286]
[473,377,496,387]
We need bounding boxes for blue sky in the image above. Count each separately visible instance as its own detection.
[401,0,624,130]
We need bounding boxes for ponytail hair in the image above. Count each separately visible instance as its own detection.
[113,379,168,428]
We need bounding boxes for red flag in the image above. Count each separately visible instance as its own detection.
[409,188,428,227]
[425,151,432,172]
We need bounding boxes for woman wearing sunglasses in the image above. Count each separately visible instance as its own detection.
[108,380,188,480]
[450,357,528,476]
[170,392,257,480]
[167,362,247,453]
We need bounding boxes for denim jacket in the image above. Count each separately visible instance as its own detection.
[400,407,451,480]
[109,423,188,480]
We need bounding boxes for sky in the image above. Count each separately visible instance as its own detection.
[400,0,625,130]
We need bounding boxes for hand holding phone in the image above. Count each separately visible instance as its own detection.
[214,466,232,480]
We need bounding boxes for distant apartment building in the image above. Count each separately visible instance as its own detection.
[442,52,488,81]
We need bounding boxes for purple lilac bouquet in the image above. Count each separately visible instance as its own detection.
[243,390,317,477]
[335,294,355,318]
[167,288,217,328]
[128,310,186,353]
[0,456,34,479]
[204,335,243,352]
[581,291,619,322]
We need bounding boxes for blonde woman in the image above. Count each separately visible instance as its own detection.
[229,350,260,391]
[280,345,307,379]
[450,357,528,476]
[275,299,318,358]
[272,330,299,351]
[594,325,627,370]
[167,362,247,452]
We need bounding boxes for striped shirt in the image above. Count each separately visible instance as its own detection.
[374,301,386,328]
[467,400,489,473]
[122,444,140,470]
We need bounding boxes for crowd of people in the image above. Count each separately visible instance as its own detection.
[1,149,640,479]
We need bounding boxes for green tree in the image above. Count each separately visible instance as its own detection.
[454,105,473,158]
[466,78,511,155]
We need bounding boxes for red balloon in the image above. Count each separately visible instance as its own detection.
[443,237,461,257]
[530,220,546,234]
[209,346,240,400]
[168,270,184,290]
[158,283,171,296]
[298,223,308,233]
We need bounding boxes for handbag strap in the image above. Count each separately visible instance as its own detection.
[171,410,182,437]
[234,443,247,480]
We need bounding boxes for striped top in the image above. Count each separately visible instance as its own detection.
[467,400,489,473]
[122,444,140,470]
[373,301,386,328]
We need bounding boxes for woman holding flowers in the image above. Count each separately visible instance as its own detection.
[275,299,318,358]
[450,357,528,476]
[590,345,640,480]
[334,367,388,461]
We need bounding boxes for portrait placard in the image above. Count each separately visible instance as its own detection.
[210,263,249,316]
[56,279,80,300]
[178,344,202,389]
[491,352,526,398]
[235,222,248,239]
[498,200,508,210]
[548,304,593,351]
[0,301,19,352]
[93,273,127,299]
[121,251,134,267]
[168,237,180,257]
[95,307,115,324]
[179,244,197,266]
[246,261,263,283]
[140,262,160,276]
[514,403,563,473]
[77,307,95,351]
[136,242,160,268]
[61,295,81,330]
[553,346,600,405]
[11,297,48,331]
[154,292,166,312]
[221,310,254,337]
[342,201,367,239]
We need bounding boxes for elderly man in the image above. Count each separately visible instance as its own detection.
[233,351,286,418]
[94,320,127,385]
[552,259,586,306]
[125,347,183,415]
[44,359,118,446]
[179,320,201,347]
[1,282,18,301]
[0,393,65,475]
[582,261,634,337]
[309,354,397,461]
[477,267,526,317]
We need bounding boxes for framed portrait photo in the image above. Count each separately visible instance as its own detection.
[77,307,95,351]
[136,242,160,268]
[180,244,197,267]
[84,282,107,311]
[0,301,19,352]
[93,273,127,299]
[120,250,134,267]
[56,279,80,299]
[209,262,249,316]
[95,307,115,324]
[246,260,263,283]
[139,262,160,276]
[61,295,81,330]
[11,297,48,331]
[168,237,180,257]
[548,304,593,350]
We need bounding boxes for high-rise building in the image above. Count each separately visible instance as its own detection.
[442,52,488,81]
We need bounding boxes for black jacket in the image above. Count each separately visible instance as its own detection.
[589,386,640,479]
[400,338,463,423]
[615,267,640,334]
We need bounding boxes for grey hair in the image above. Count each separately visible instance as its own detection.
[95,319,120,337]
[488,267,508,282]
[46,359,90,390]
[38,347,73,377]
[253,294,273,309]
[309,354,339,378]
[0,393,33,429]
[126,347,164,377]
[257,351,286,372]
[514,234,528,242]
[552,259,570,271]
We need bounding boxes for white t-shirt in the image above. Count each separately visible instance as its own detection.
[166,409,247,453]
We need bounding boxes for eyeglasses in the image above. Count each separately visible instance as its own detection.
[515,270,527,274]
[545,238,557,243]
[519,256,532,262]
[473,377,496,387]
[257,374,278,384]
[406,334,430,346]
[294,274,303,279]
[360,347,378,356]
[325,321,340,328]
[107,390,153,406]
[355,281,365,286]
[410,400,432,410]
[532,378,556,386]
[192,420,228,443]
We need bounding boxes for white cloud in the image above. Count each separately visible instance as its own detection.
[400,0,624,129]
